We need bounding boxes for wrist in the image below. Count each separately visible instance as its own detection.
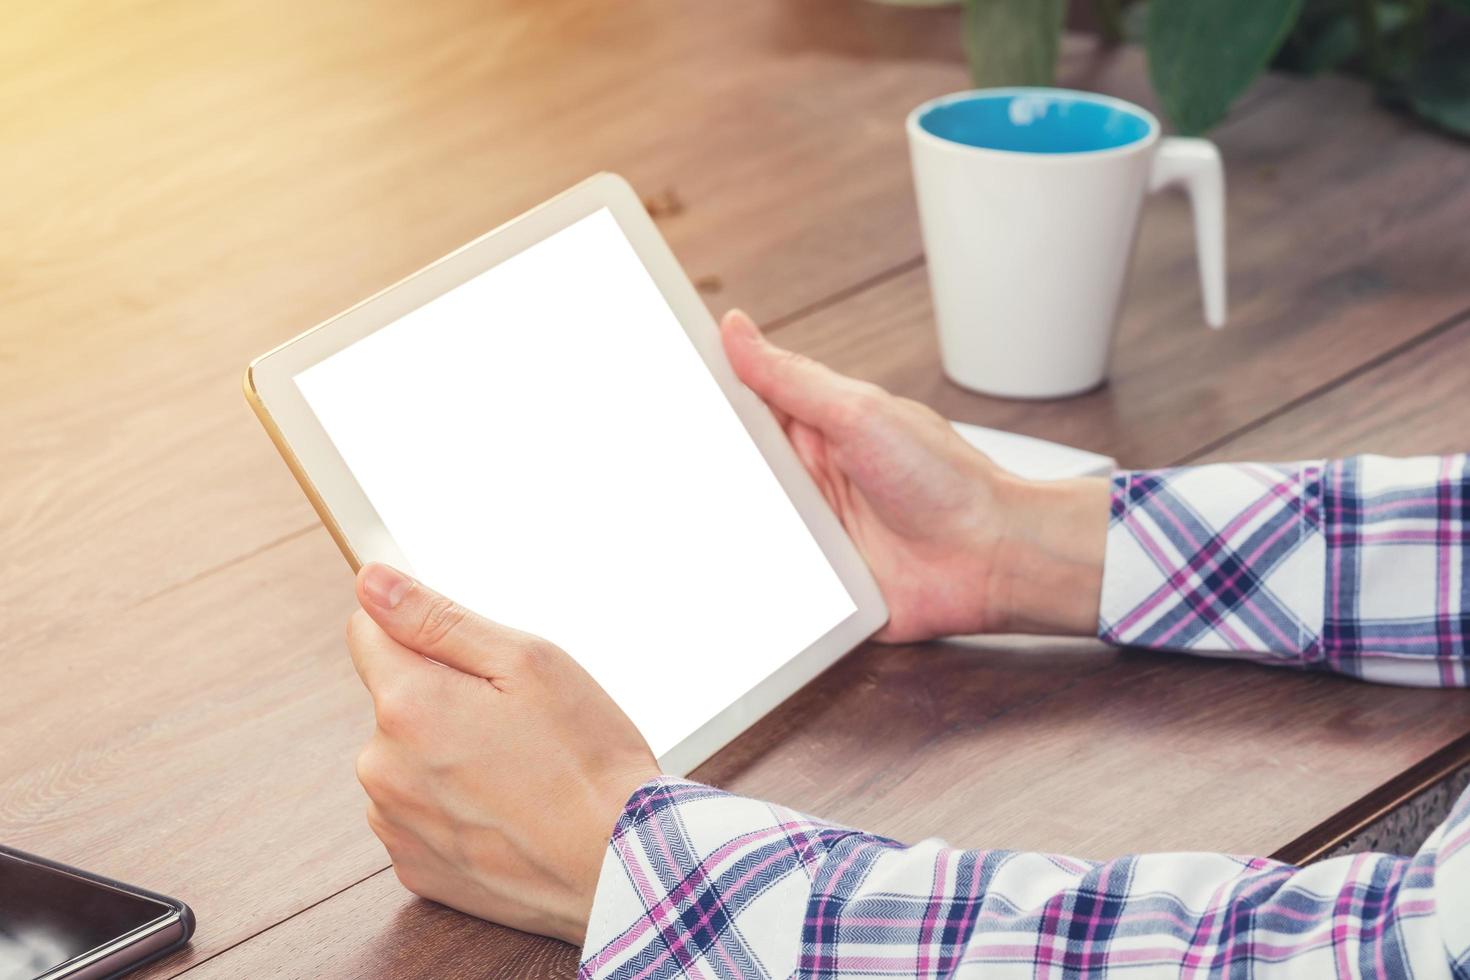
[994,474,1109,636]
[554,765,661,946]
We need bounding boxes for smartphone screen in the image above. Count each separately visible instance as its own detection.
[0,850,174,980]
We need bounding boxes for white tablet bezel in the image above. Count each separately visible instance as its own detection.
[244,172,889,777]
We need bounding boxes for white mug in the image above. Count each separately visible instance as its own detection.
[906,87,1226,399]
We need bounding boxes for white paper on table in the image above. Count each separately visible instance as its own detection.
[950,421,1115,481]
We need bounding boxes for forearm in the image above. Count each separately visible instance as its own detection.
[1000,454,1470,685]
[581,778,1467,978]
[995,474,1109,635]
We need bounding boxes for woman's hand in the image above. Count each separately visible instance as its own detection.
[346,563,659,945]
[342,312,1109,944]
[720,309,1108,641]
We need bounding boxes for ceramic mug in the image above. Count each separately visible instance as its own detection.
[906,87,1226,399]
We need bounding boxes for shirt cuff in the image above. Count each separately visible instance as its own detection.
[578,777,837,980]
[1098,460,1326,664]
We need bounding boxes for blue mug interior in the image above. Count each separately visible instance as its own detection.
[918,90,1153,154]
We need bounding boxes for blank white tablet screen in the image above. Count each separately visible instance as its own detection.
[294,208,857,758]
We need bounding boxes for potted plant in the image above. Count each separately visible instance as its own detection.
[875,0,1470,137]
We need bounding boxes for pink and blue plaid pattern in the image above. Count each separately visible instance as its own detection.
[581,777,1470,977]
[579,455,1470,978]
[1102,455,1470,686]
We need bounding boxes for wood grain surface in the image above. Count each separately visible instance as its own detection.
[3,1,1468,978]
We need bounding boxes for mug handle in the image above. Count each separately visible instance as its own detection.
[1149,137,1227,329]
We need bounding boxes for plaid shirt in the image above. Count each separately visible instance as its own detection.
[578,455,1470,979]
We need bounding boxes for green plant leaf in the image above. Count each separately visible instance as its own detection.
[1147,0,1305,133]
[1402,42,1470,136]
[963,0,1067,87]
[1121,0,1150,43]
[1274,8,1360,74]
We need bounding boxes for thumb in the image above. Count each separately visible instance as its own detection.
[720,309,871,433]
[356,563,542,680]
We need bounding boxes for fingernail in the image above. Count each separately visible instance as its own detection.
[726,309,759,339]
[362,563,412,609]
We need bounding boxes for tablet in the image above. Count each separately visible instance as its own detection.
[245,173,887,776]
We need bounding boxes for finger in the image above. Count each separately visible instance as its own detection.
[719,309,870,431]
[356,563,541,680]
[767,400,792,431]
[786,419,839,507]
[346,607,430,695]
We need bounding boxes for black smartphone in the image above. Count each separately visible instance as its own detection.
[0,845,194,980]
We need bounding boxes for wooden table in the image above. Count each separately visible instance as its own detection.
[5,1,1470,976]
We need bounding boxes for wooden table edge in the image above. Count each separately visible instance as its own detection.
[1274,730,1470,864]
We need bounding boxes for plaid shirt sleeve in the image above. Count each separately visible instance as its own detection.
[1100,454,1470,686]
[578,453,1470,977]
[580,777,1470,977]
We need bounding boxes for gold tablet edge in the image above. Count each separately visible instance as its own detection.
[238,172,620,576]
[242,365,363,573]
